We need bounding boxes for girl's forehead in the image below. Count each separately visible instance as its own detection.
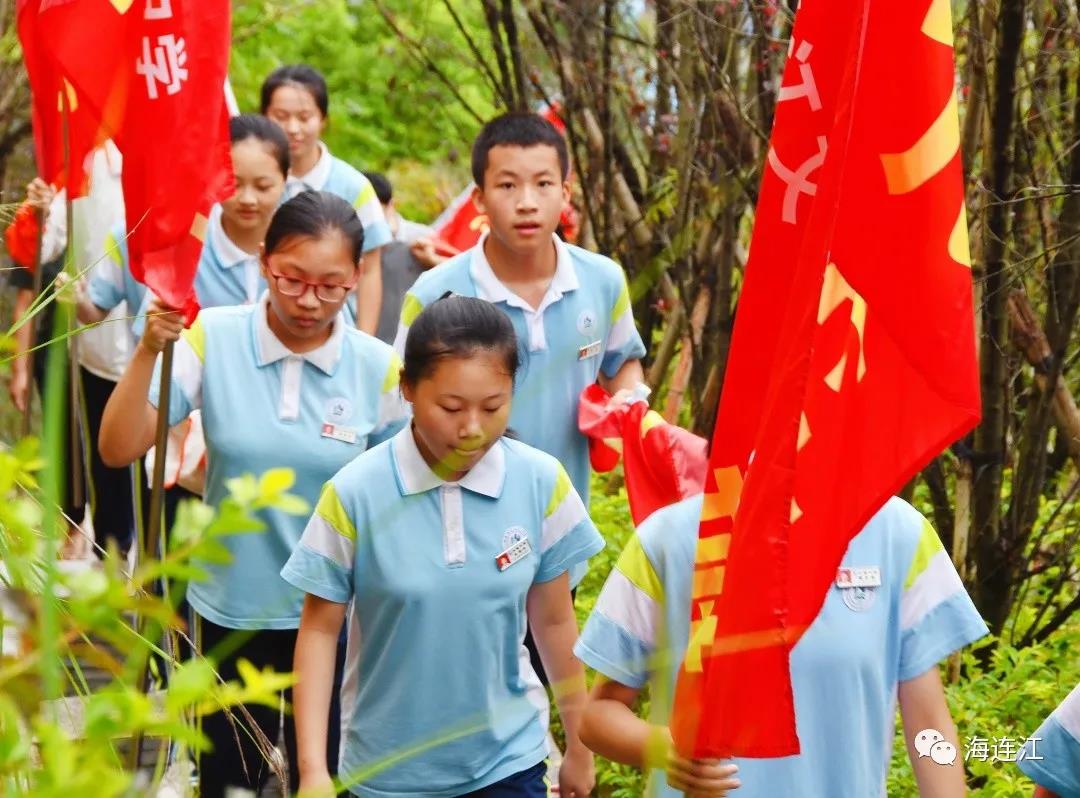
[231,138,281,168]
[269,83,320,112]
[267,231,353,273]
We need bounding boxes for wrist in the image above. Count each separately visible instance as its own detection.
[135,339,162,358]
[643,724,672,771]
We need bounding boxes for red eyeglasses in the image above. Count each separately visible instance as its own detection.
[265,267,356,303]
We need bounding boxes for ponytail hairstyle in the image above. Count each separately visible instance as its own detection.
[401,294,522,388]
[229,113,290,177]
[264,190,365,266]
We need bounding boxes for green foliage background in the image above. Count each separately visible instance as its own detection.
[230,0,496,221]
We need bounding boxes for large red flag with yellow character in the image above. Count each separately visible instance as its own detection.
[17,0,106,197]
[39,0,233,317]
[670,0,980,757]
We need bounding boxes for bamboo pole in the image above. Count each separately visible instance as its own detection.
[129,339,174,770]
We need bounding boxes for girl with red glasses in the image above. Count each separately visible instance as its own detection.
[100,190,409,798]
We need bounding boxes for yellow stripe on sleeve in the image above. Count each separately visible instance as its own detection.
[545,465,573,518]
[610,279,631,325]
[400,293,424,328]
[904,518,945,590]
[315,483,357,542]
[180,316,207,363]
[382,352,402,392]
[615,534,663,603]
[354,181,377,210]
[104,232,124,267]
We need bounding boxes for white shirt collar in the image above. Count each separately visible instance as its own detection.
[207,203,255,269]
[469,232,578,310]
[252,292,345,375]
[289,141,332,192]
[391,425,506,498]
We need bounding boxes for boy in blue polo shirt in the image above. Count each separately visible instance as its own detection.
[1017,684,1080,797]
[574,495,989,797]
[393,112,647,595]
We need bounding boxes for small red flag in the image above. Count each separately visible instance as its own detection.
[670,0,980,757]
[16,0,105,196]
[578,384,707,526]
[40,0,233,317]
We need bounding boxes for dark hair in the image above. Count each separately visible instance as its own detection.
[471,112,570,185]
[363,171,392,206]
[402,295,521,386]
[230,113,290,177]
[259,64,329,117]
[264,190,364,264]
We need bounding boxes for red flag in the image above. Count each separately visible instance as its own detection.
[40,0,233,316]
[17,0,105,196]
[670,0,980,757]
[578,384,707,526]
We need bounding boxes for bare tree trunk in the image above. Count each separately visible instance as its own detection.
[971,0,1027,634]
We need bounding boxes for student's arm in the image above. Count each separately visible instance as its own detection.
[526,574,595,798]
[899,667,966,797]
[597,357,645,399]
[355,248,382,335]
[294,594,347,797]
[99,299,185,467]
[54,272,107,325]
[582,677,739,796]
[9,288,35,413]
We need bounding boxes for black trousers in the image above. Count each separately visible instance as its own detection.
[196,616,346,798]
[79,367,135,555]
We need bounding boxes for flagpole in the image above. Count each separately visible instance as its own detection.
[130,338,173,770]
[60,93,85,517]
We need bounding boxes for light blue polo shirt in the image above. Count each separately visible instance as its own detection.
[1018,683,1080,797]
[87,224,148,345]
[285,143,392,254]
[281,427,605,797]
[190,203,265,308]
[574,495,989,798]
[150,296,409,629]
[393,234,646,584]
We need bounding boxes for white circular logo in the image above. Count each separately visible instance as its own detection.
[840,585,877,612]
[502,525,529,549]
[577,309,598,336]
[325,397,353,423]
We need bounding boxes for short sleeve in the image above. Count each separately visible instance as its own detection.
[86,231,126,311]
[574,534,662,689]
[281,481,356,604]
[535,463,604,583]
[353,178,393,253]
[392,292,425,358]
[898,517,988,681]
[370,351,410,447]
[600,272,646,378]
[148,316,204,424]
[1017,683,1080,796]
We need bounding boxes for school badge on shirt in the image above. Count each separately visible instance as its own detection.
[321,396,358,444]
[836,566,882,612]
[496,526,532,571]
